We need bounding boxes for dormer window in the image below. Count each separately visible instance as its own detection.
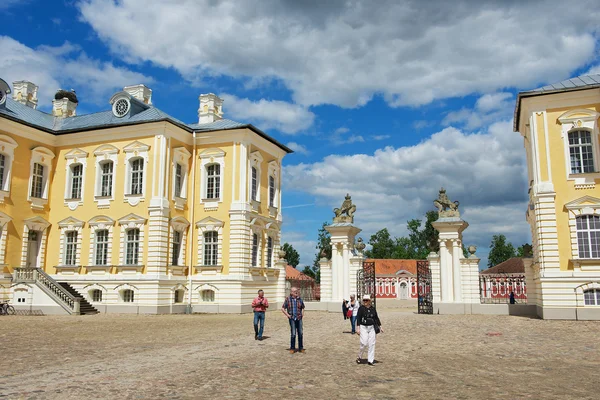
[113,98,130,118]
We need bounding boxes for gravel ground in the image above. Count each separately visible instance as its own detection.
[0,306,598,399]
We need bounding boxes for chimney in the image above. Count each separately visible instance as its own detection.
[124,84,152,105]
[198,93,224,124]
[12,81,38,109]
[52,89,78,117]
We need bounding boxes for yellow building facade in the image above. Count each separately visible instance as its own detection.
[0,78,291,314]
[515,74,600,320]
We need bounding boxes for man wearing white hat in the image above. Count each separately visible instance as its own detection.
[356,294,383,366]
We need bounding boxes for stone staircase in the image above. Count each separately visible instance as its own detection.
[13,267,98,315]
[58,282,99,315]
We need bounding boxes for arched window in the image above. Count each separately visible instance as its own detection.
[122,289,135,303]
[201,290,215,302]
[91,289,103,302]
[576,215,600,258]
[584,289,600,306]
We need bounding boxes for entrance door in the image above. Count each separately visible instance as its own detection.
[399,282,408,300]
[26,230,41,268]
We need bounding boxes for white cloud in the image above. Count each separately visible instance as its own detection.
[220,94,314,134]
[442,92,514,130]
[283,120,530,262]
[0,36,153,108]
[372,135,391,141]
[79,0,599,108]
[0,0,25,10]
[584,65,600,75]
[286,142,310,155]
[280,231,317,268]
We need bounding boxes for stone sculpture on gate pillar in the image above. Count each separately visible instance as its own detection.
[320,194,362,311]
[429,187,480,314]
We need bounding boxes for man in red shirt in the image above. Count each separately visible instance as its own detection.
[251,289,269,340]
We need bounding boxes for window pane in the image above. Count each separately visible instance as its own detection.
[31,163,44,198]
[206,164,220,199]
[65,231,78,265]
[126,229,140,265]
[203,231,218,266]
[95,230,109,265]
[175,163,183,197]
[269,175,275,207]
[577,215,600,259]
[71,164,83,199]
[130,159,143,195]
[101,162,113,197]
[0,154,6,189]
[569,131,595,174]
[252,233,258,267]
[172,230,181,266]
[267,236,273,268]
[251,167,257,201]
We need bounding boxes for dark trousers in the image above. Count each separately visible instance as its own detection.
[289,318,303,350]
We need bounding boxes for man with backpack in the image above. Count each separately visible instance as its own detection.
[282,287,305,353]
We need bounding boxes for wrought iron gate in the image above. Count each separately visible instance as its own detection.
[417,260,433,314]
[357,261,376,308]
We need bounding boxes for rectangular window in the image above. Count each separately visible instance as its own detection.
[252,232,258,267]
[577,215,600,258]
[203,231,218,266]
[0,154,5,189]
[267,236,273,268]
[174,163,183,198]
[569,130,595,174]
[70,164,83,199]
[123,289,134,302]
[95,229,109,265]
[206,164,220,199]
[100,161,113,197]
[269,175,275,207]
[30,162,44,198]
[130,159,143,195]
[92,290,103,302]
[251,167,258,201]
[172,230,181,266]
[125,228,140,265]
[65,231,78,266]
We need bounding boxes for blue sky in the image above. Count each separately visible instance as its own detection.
[2,0,600,268]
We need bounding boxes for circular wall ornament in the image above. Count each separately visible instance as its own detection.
[113,98,130,118]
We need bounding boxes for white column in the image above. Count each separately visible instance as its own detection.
[439,240,450,302]
[452,239,462,302]
[342,243,350,300]
[331,243,340,301]
[238,142,248,203]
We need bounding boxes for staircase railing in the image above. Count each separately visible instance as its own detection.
[13,267,80,314]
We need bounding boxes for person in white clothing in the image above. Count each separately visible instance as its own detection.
[347,294,360,334]
[356,294,383,366]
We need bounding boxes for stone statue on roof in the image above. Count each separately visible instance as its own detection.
[434,187,460,218]
[333,193,356,223]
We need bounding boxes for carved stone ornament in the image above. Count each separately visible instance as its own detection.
[333,193,356,223]
[433,187,460,218]
[355,237,366,253]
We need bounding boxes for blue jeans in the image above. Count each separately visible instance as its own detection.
[350,315,357,333]
[253,311,265,338]
[288,318,303,350]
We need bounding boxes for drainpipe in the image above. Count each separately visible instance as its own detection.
[186,131,197,314]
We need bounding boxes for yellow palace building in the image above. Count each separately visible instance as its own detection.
[0,78,291,314]
[515,74,600,320]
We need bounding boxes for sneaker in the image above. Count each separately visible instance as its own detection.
[356,358,361,364]
[367,362,374,366]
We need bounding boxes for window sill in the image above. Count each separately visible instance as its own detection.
[568,173,599,189]
[0,190,9,204]
[251,199,260,212]
[95,196,113,209]
[269,205,278,217]
[201,198,220,211]
[248,266,279,277]
[28,196,48,210]
[196,265,223,274]
[86,265,113,274]
[571,258,600,271]
[55,265,82,274]
[174,196,187,210]
[116,264,144,274]
[168,265,187,276]
[124,194,144,206]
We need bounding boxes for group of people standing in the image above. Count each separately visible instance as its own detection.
[251,287,382,365]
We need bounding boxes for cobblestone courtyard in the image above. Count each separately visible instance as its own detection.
[1,305,598,399]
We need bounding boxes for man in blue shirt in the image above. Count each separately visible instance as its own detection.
[281,287,305,353]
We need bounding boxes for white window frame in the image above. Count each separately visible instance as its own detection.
[0,134,18,203]
[584,289,600,306]
[172,147,191,210]
[266,235,273,268]
[94,144,118,209]
[558,109,600,189]
[199,148,225,211]
[576,214,600,259]
[203,231,219,266]
[115,284,138,303]
[250,219,265,268]
[57,217,84,273]
[91,289,103,302]
[64,148,88,210]
[28,147,55,210]
[20,217,50,268]
[168,217,190,274]
[0,211,12,265]
[248,151,263,210]
[566,196,600,269]
[197,284,218,303]
[268,160,280,216]
[117,213,146,273]
[123,141,149,206]
[196,217,223,268]
[88,215,115,272]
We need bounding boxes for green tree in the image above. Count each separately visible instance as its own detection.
[310,222,330,283]
[364,228,396,258]
[516,243,533,258]
[488,234,517,267]
[302,265,318,280]
[282,242,300,267]
[406,210,439,259]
